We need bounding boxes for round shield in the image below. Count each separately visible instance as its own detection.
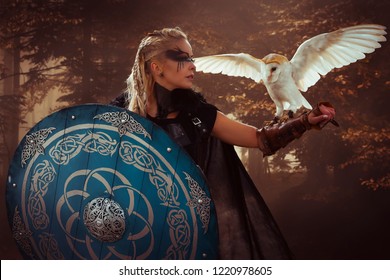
[6,104,218,260]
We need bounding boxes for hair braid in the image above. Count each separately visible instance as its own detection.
[126,27,188,116]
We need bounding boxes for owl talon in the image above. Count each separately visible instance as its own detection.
[264,116,279,126]
[278,114,290,123]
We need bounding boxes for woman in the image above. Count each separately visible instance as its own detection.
[111,27,336,259]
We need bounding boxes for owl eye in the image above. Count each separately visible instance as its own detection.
[271,67,277,72]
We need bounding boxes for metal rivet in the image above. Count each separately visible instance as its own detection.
[202,253,207,258]
[198,199,203,204]
[30,139,34,143]
[71,115,76,120]
[167,147,172,152]
[12,183,17,188]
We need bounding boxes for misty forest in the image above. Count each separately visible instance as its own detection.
[0,0,389,259]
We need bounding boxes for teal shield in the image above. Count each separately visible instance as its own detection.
[6,104,218,260]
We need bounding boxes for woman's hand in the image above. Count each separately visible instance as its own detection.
[307,102,337,129]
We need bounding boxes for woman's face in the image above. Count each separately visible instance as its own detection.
[153,39,196,91]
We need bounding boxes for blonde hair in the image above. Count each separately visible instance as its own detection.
[126,27,188,116]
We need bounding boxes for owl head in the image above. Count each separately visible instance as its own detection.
[262,53,289,83]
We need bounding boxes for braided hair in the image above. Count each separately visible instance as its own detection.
[126,27,188,116]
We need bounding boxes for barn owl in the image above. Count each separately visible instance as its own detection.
[194,24,387,122]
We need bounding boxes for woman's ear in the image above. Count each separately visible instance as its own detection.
[150,61,163,77]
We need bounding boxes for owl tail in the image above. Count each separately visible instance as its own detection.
[282,95,312,112]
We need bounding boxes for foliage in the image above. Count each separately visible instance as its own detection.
[0,0,133,105]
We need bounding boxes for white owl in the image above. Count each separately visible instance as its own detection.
[194,24,387,122]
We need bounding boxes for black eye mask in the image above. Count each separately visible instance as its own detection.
[165,48,195,71]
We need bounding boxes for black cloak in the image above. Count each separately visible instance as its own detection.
[110,87,292,259]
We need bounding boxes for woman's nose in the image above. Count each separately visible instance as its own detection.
[189,61,196,70]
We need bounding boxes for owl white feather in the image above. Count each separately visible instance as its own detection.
[194,24,387,121]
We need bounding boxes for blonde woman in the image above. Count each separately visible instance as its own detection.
[111,27,336,259]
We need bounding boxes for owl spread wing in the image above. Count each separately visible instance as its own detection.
[194,53,265,83]
[290,24,387,92]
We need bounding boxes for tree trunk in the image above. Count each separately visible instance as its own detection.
[1,40,20,178]
[0,39,23,259]
[304,133,331,191]
[80,0,94,103]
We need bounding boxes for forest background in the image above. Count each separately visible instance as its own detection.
[0,0,389,259]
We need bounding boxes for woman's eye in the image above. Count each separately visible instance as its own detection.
[179,57,194,63]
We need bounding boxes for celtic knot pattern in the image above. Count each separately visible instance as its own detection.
[38,232,64,260]
[21,127,55,167]
[119,141,155,168]
[49,131,117,165]
[164,209,191,259]
[94,111,151,139]
[184,172,211,233]
[12,206,34,258]
[120,141,180,207]
[57,168,155,259]
[28,160,56,230]
[83,197,126,243]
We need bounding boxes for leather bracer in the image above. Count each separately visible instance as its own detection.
[256,102,338,156]
[256,114,311,156]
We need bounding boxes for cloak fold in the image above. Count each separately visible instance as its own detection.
[204,137,293,259]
